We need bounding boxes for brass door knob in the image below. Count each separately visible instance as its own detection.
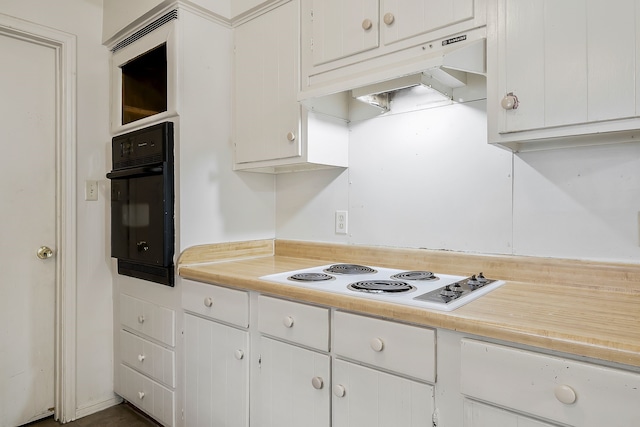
[37,246,54,259]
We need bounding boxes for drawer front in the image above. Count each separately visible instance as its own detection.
[182,279,249,327]
[120,294,175,347]
[119,364,175,427]
[333,311,435,382]
[460,339,640,427]
[120,330,175,388]
[258,295,329,351]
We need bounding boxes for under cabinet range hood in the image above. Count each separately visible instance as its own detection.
[350,38,486,117]
[303,38,487,121]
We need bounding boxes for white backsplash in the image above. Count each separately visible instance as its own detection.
[276,99,640,264]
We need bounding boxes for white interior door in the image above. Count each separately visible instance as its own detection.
[0,30,57,426]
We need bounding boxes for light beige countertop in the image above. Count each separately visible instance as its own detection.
[178,239,640,369]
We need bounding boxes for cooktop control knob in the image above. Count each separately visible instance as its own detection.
[440,285,455,298]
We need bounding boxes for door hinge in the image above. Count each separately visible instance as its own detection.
[258,354,262,368]
[432,408,439,427]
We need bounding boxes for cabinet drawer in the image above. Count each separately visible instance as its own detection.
[120,294,175,347]
[460,339,640,427]
[182,279,249,327]
[258,295,329,351]
[333,311,435,382]
[119,364,175,426]
[120,330,175,388]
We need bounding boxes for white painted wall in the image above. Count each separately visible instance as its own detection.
[0,0,116,417]
[276,100,640,264]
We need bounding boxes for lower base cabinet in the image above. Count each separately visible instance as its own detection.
[332,359,434,427]
[184,313,249,427]
[463,400,556,427]
[258,336,331,427]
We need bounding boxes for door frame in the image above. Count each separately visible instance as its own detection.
[0,13,78,423]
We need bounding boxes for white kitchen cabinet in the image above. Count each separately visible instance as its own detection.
[487,0,640,151]
[258,336,331,427]
[332,359,434,427]
[234,0,348,173]
[460,339,640,427]
[463,400,557,427]
[301,0,486,97]
[184,313,249,427]
[256,296,331,427]
[182,280,250,427]
[118,294,176,426]
[332,311,436,427]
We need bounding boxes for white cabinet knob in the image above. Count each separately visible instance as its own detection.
[138,391,145,400]
[362,18,373,30]
[554,384,577,405]
[204,297,214,308]
[383,12,395,25]
[283,316,295,328]
[137,354,145,362]
[286,131,296,142]
[137,315,145,324]
[234,349,244,360]
[501,92,519,110]
[333,384,346,397]
[370,337,384,352]
[311,376,324,390]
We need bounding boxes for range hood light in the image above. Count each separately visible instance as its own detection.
[353,92,390,113]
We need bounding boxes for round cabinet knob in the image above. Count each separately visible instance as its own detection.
[362,18,373,30]
[37,246,54,260]
[554,384,577,405]
[370,337,384,352]
[204,297,214,308]
[138,391,145,400]
[137,315,145,324]
[283,316,295,328]
[286,131,296,142]
[333,384,346,397]
[383,13,395,25]
[311,376,324,390]
[137,354,145,362]
[234,349,244,360]
[501,92,519,110]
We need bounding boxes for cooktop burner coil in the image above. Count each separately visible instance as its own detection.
[391,271,438,281]
[347,280,416,294]
[288,272,335,282]
[324,264,377,275]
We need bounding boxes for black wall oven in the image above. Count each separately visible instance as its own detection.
[107,122,175,286]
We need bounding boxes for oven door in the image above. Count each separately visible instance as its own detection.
[109,167,173,267]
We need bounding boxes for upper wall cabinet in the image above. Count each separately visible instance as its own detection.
[233,0,348,173]
[487,0,640,152]
[300,0,487,98]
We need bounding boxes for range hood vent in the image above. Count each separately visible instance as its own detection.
[350,38,486,117]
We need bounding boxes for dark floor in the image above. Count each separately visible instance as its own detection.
[23,403,160,427]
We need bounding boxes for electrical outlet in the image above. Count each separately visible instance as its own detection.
[335,210,348,234]
[85,180,98,201]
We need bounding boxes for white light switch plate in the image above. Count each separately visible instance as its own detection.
[85,180,98,201]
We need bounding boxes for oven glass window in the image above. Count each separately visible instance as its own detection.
[121,43,167,125]
[122,203,150,227]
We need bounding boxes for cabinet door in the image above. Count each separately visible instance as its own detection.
[463,400,557,427]
[310,0,379,65]
[184,314,249,427]
[234,0,300,164]
[494,0,638,135]
[381,0,474,46]
[258,336,330,427]
[332,359,434,427]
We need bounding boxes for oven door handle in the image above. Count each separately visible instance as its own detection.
[106,165,163,179]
